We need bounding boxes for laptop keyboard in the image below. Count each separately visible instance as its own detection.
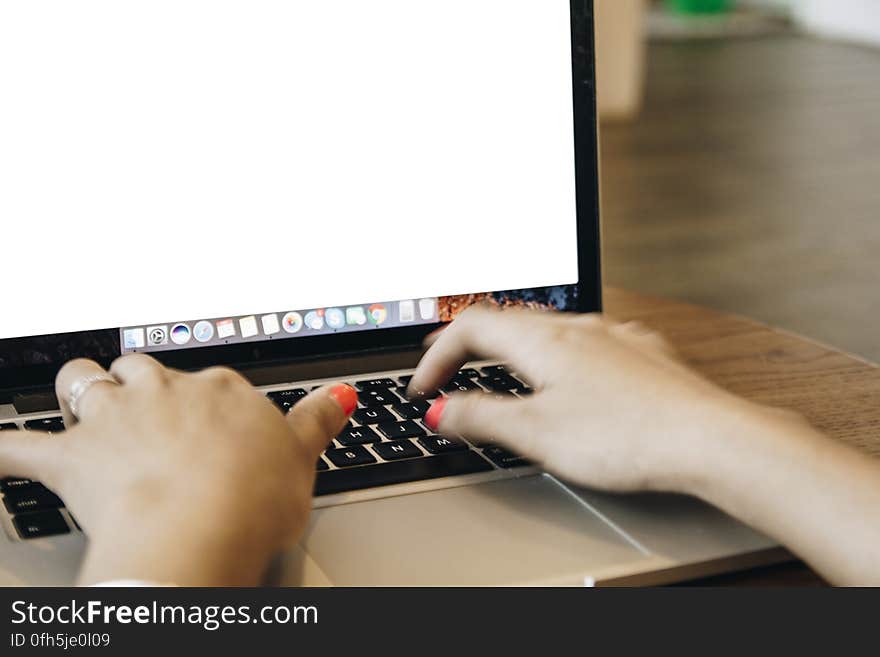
[278,365,534,497]
[0,364,534,541]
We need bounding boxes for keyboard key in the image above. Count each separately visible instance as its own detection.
[337,426,381,446]
[267,388,308,401]
[482,446,532,469]
[396,375,413,388]
[418,435,469,454]
[458,368,481,379]
[23,417,65,433]
[316,457,329,471]
[516,375,534,388]
[442,379,482,394]
[353,407,396,425]
[271,400,294,412]
[3,484,64,514]
[0,423,17,431]
[391,401,431,420]
[13,510,70,539]
[358,388,401,407]
[355,378,398,391]
[480,365,508,376]
[479,374,524,393]
[0,477,33,492]
[267,388,307,411]
[324,446,377,468]
[376,420,426,441]
[315,451,492,496]
[373,439,423,461]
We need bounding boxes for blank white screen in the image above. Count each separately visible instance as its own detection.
[0,0,579,338]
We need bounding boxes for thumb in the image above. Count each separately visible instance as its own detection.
[285,383,358,460]
[426,393,538,456]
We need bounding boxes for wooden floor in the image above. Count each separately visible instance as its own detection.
[600,35,880,363]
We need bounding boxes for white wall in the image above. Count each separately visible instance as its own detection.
[795,0,880,45]
[749,0,880,46]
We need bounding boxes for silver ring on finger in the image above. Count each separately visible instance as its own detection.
[67,373,119,419]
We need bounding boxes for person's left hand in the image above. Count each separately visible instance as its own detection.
[0,354,357,585]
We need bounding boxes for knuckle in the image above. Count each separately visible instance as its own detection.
[551,314,610,344]
[612,321,674,352]
[109,354,134,375]
[116,353,152,367]
[545,323,577,344]
[200,366,246,386]
[457,303,494,326]
[114,353,166,380]
[57,358,92,376]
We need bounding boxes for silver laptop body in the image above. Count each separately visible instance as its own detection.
[0,1,788,586]
[0,355,787,586]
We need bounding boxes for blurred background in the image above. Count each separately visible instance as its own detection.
[595,0,880,362]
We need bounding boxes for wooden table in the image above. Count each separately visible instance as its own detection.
[604,287,880,585]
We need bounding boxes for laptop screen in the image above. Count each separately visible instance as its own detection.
[0,1,598,388]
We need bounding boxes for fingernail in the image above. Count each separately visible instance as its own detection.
[329,384,358,416]
[424,397,447,432]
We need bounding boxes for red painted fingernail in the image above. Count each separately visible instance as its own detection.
[424,397,447,432]
[329,384,358,416]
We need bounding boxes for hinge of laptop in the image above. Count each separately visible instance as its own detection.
[236,347,425,387]
[5,348,424,412]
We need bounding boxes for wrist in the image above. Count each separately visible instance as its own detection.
[671,396,816,504]
[648,393,807,498]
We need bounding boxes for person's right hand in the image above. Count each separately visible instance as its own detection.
[408,305,783,495]
[409,306,880,587]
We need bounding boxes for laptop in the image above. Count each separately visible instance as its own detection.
[0,0,787,585]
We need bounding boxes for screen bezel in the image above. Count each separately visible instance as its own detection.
[0,0,600,396]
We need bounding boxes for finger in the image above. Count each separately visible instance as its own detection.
[0,429,65,488]
[421,325,448,348]
[425,392,541,459]
[55,358,120,426]
[109,353,167,385]
[197,365,250,387]
[285,383,357,461]
[609,321,680,364]
[408,305,552,398]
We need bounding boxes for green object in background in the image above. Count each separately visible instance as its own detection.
[665,0,730,14]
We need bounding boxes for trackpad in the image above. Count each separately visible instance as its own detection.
[288,475,650,586]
